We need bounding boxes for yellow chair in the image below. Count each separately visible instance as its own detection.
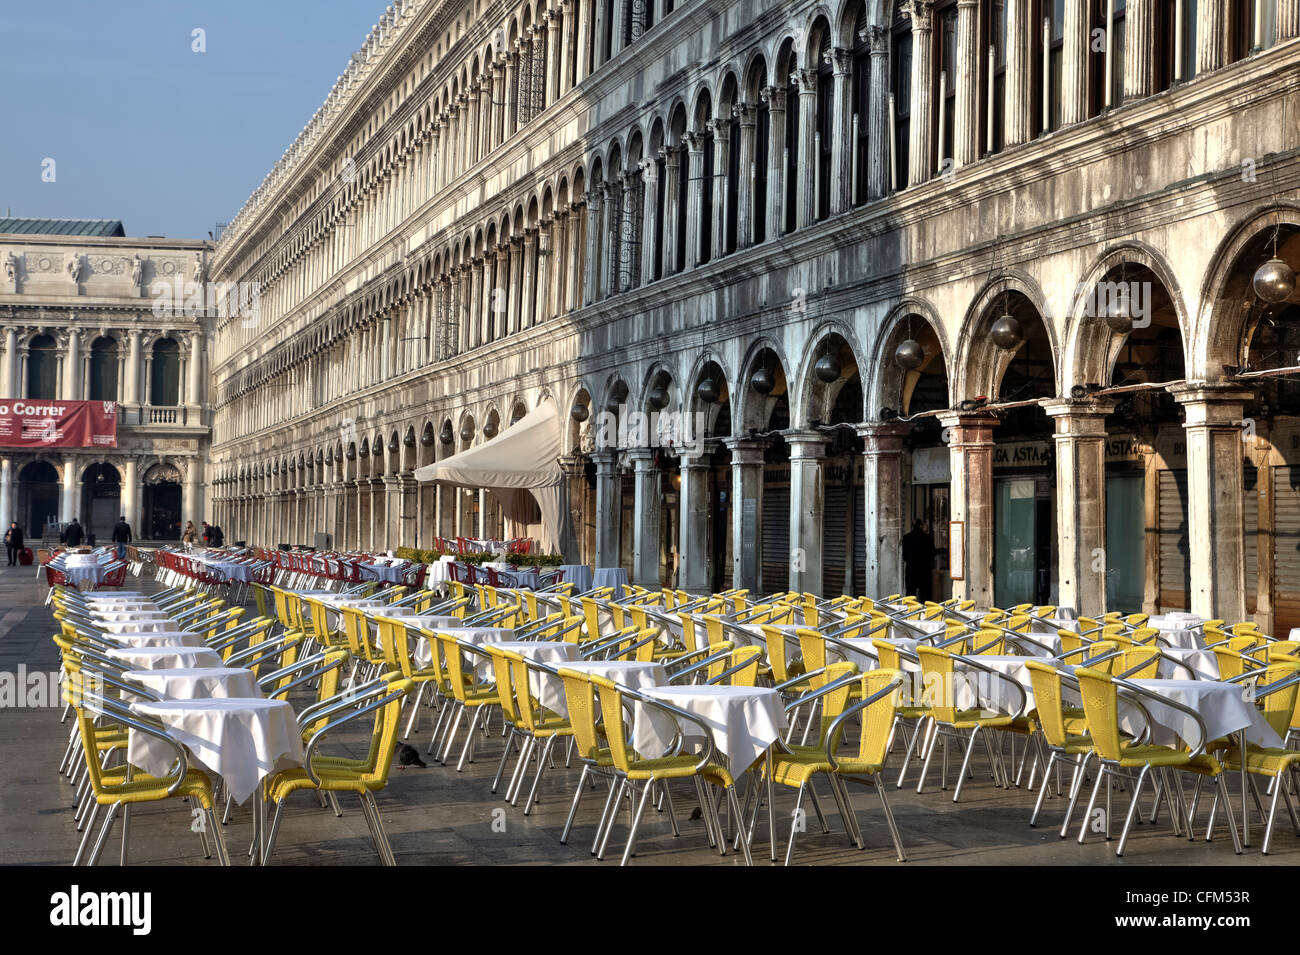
[65,674,228,866]
[555,667,622,848]
[430,631,500,770]
[914,645,1021,801]
[262,678,412,865]
[1073,666,1241,856]
[1219,664,1300,852]
[587,672,751,865]
[1025,660,1096,835]
[485,646,574,813]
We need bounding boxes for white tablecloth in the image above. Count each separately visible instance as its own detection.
[189,556,254,583]
[560,564,594,593]
[124,667,259,701]
[951,655,1036,716]
[1124,679,1282,749]
[1030,616,1081,635]
[428,556,457,585]
[489,641,581,715]
[549,660,668,719]
[95,619,176,633]
[59,564,105,586]
[129,698,303,804]
[382,612,462,630]
[107,631,206,649]
[412,627,516,670]
[889,618,946,640]
[1157,647,1220,680]
[107,646,224,670]
[635,685,788,771]
[593,567,630,598]
[359,561,408,583]
[496,569,541,589]
[90,610,170,624]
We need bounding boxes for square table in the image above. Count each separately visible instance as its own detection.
[635,685,788,772]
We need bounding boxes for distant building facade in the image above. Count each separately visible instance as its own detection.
[0,219,211,542]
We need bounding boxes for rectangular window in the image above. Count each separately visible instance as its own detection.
[936,3,958,169]
[984,0,1008,154]
[892,30,912,188]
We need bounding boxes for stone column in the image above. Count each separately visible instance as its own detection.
[535,222,552,323]
[125,329,141,409]
[566,200,584,311]
[787,432,827,596]
[1170,384,1254,621]
[0,457,12,525]
[469,258,485,349]
[184,460,202,530]
[794,70,818,226]
[867,26,891,197]
[1043,399,1113,617]
[592,449,621,569]
[60,455,76,524]
[830,49,854,214]
[521,229,538,327]
[583,190,602,304]
[63,328,81,401]
[1,327,16,398]
[1280,0,1300,40]
[724,437,766,594]
[761,86,786,237]
[1061,0,1088,125]
[186,331,203,408]
[734,102,757,246]
[938,412,997,607]
[575,0,592,81]
[546,10,562,106]
[905,1,934,186]
[1123,0,1156,100]
[658,148,678,276]
[601,181,618,297]
[550,211,568,314]
[677,452,712,593]
[123,458,138,539]
[639,161,659,280]
[505,237,523,334]
[684,133,705,268]
[1004,0,1032,146]
[610,0,626,57]
[628,448,662,589]
[1197,0,1227,73]
[954,0,980,164]
[709,118,730,255]
[859,423,909,599]
[384,475,404,551]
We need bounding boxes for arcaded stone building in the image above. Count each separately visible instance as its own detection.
[208,0,1300,629]
[0,219,211,542]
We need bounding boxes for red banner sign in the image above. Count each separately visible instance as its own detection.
[0,400,117,449]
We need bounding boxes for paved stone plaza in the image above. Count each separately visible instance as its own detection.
[5,568,1296,867]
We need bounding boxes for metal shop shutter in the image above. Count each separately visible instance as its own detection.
[1273,466,1300,637]
[853,480,866,597]
[822,479,850,598]
[761,479,790,596]
[1157,469,1190,612]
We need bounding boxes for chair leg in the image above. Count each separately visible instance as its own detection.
[1116,765,1150,857]
[596,778,627,861]
[727,786,753,865]
[492,731,519,794]
[1030,751,1059,827]
[1263,775,1283,855]
[559,764,591,845]
[87,802,121,866]
[402,683,426,737]
[829,774,863,848]
[522,736,556,814]
[620,781,656,866]
[915,720,941,794]
[262,801,286,864]
[876,775,908,862]
[73,802,100,865]
[1079,768,1107,844]
[806,780,831,833]
[591,776,621,856]
[784,783,807,867]
[119,803,131,865]
[455,707,485,771]
[895,716,923,788]
[207,808,230,865]
[953,726,981,803]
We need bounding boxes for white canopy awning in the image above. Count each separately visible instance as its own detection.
[413,399,574,555]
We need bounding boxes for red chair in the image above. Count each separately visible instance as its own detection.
[101,563,128,589]
[483,566,504,588]
[538,568,565,588]
[44,565,69,588]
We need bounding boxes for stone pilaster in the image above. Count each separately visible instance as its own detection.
[1042,400,1113,617]
[938,412,997,607]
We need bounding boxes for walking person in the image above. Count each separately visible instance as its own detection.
[111,515,132,560]
[901,518,936,603]
[4,522,22,566]
[64,518,84,547]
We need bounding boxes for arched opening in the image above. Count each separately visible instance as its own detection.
[18,461,59,539]
[806,333,865,596]
[150,338,181,406]
[81,463,121,543]
[142,463,182,540]
[26,335,57,400]
[88,337,119,402]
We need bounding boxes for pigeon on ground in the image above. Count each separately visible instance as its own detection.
[397,742,427,769]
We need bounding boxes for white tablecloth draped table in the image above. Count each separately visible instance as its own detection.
[90,610,171,624]
[951,655,1037,716]
[488,641,582,715]
[124,667,259,701]
[128,698,303,805]
[57,556,107,587]
[560,564,594,593]
[1147,616,1205,650]
[107,646,224,670]
[1123,678,1282,749]
[108,631,207,649]
[1157,647,1220,680]
[188,556,255,583]
[95,619,177,633]
[381,612,462,630]
[428,556,458,586]
[888,618,946,641]
[548,660,668,719]
[359,560,409,583]
[593,567,630,598]
[411,626,516,671]
[635,685,788,772]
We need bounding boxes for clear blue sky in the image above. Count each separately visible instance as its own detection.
[0,1,387,240]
